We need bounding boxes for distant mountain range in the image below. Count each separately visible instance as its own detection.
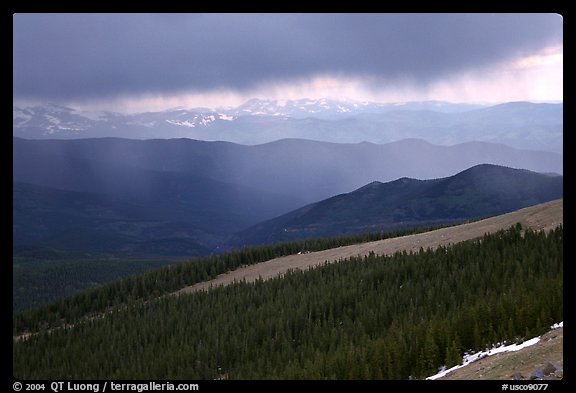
[14,136,562,207]
[229,98,485,118]
[13,137,563,256]
[13,140,303,256]
[228,164,563,247]
[13,99,563,153]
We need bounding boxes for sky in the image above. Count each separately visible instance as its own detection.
[13,13,563,113]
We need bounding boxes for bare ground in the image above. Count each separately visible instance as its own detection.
[439,327,563,380]
[177,198,563,295]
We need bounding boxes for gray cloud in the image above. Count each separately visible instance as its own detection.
[13,13,563,102]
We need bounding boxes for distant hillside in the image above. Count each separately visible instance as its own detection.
[229,164,563,247]
[13,181,214,256]
[14,137,563,207]
[13,100,562,153]
[13,170,301,256]
[14,136,563,256]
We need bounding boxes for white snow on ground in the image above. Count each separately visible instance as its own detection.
[166,120,196,128]
[45,115,61,125]
[218,114,235,121]
[551,322,563,329]
[167,114,220,127]
[426,322,563,380]
[200,115,216,126]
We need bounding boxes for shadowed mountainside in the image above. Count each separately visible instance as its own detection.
[228,164,563,247]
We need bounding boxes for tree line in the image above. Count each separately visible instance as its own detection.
[13,224,563,380]
[13,223,453,335]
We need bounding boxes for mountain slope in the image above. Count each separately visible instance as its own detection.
[229,164,563,246]
[12,158,303,255]
[182,199,563,295]
[13,181,214,255]
[13,136,563,255]
[13,220,563,380]
[437,326,563,380]
[13,100,562,152]
[13,137,563,205]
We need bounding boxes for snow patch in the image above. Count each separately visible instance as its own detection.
[166,120,196,128]
[199,115,215,126]
[426,322,563,380]
[218,114,234,121]
[551,321,563,329]
[167,114,220,127]
[56,126,84,131]
[45,115,61,125]
[127,121,156,128]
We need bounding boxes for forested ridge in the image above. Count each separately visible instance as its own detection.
[13,225,563,380]
[13,224,448,334]
[13,257,180,312]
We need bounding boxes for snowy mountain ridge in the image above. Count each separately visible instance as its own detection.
[13,99,563,154]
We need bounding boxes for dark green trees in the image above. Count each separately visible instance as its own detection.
[13,225,563,380]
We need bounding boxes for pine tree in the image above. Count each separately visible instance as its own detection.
[444,339,462,368]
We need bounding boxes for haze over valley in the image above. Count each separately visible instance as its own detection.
[13,134,562,256]
[13,13,563,383]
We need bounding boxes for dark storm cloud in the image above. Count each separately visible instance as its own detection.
[13,13,563,101]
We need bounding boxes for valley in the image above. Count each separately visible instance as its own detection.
[13,136,562,256]
[12,155,563,312]
[12,137,564,380]
[13,14,564,383]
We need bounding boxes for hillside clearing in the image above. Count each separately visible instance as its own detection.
[177,198,563,295]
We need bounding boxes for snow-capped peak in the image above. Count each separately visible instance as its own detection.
[227,98,385,119]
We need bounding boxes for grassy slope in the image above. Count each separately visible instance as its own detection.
[13,199,563,380]
[179,199,563,295]
[439,327,563,380]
